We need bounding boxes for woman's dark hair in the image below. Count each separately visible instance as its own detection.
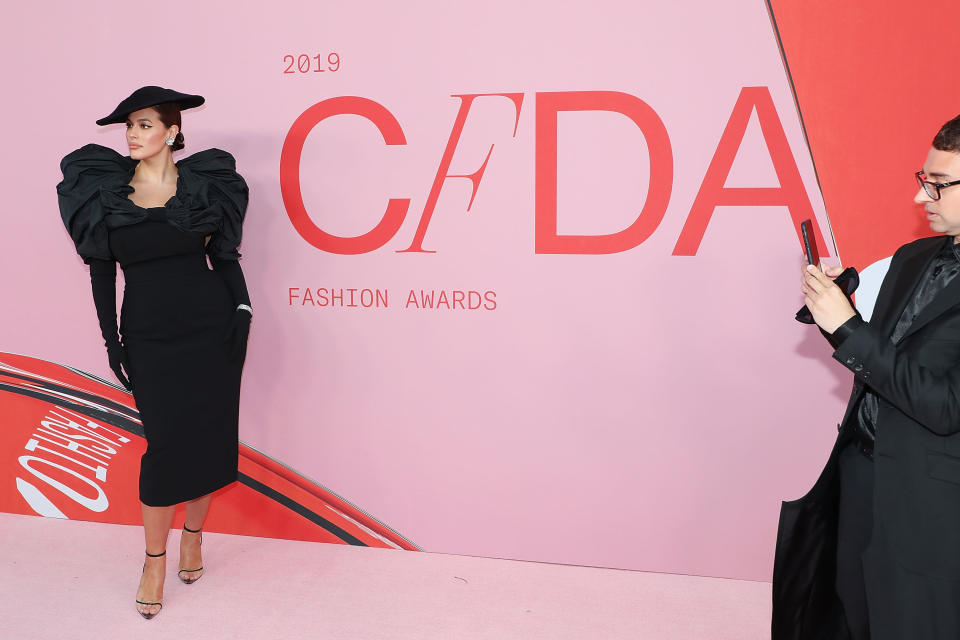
[151,102,185,151]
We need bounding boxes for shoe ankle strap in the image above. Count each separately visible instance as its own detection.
[145,549,166,558]
[183,525,202,534]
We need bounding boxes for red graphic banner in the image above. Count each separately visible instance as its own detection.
[0,353,416,549]
[769,0,960,270]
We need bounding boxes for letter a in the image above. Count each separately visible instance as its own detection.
[673,87,825,256]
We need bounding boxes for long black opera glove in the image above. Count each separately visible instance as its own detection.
[210,257,251,358]
[86,258,132,390]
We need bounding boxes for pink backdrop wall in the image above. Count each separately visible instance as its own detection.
[1,0,845,581]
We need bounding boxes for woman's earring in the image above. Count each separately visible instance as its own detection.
[165,137,175,146]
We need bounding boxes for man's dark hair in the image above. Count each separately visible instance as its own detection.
[933,115,960,151]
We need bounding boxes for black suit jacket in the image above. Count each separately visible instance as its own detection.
[773,236,960,639]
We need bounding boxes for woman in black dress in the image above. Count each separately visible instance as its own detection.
[57,86,251,619]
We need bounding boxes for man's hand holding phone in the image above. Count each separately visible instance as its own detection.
[802,264,856,333]
[796,219,858,332]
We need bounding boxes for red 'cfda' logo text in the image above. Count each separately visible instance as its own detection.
[279,88,826,256]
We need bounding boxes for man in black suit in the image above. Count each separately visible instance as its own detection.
[774,115,960,640]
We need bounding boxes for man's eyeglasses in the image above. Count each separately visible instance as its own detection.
[916,170,960,200]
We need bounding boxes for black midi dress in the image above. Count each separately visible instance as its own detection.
[57,144,249,506]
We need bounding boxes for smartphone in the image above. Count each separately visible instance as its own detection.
[800,219,820,266]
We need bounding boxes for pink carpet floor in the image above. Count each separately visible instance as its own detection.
[0,512,771,639]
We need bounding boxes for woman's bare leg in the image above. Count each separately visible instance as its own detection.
[179,493,212,582]
[136,503,175,617]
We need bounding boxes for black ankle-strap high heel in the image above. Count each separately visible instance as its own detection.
[136,549,166,620]
[178,525,204,584]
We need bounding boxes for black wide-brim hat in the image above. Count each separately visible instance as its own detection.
[95,86,205,126]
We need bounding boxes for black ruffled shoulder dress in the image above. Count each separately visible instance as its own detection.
[57,144,248,506]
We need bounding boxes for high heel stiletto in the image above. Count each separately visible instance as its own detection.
[136,549,165,620]
[178,525,204,584]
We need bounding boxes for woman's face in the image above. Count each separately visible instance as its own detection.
[125,107,177,161]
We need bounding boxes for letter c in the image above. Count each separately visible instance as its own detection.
[280,97,411,254]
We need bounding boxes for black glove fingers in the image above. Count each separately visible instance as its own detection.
[106,343,132,391]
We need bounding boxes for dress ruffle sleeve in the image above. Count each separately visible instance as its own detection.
[177,149,249,260]
[57,144,135,261]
